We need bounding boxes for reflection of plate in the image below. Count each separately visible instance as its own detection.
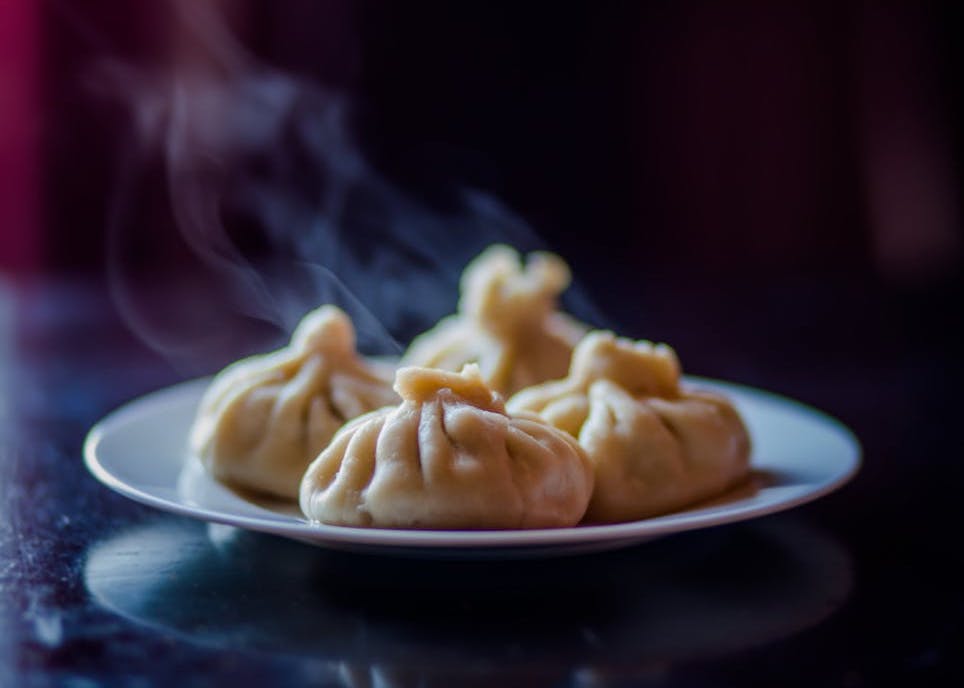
[84,517,853,684]
[83,377,860,558]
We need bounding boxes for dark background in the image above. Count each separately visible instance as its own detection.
[8,2,964,291]
[1,1,963,686]
[3,0,961,362]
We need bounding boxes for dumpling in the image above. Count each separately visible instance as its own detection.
[507,331,751,522]
[190,305,400,500]
[401,244,586,396]
[299,364,594,529]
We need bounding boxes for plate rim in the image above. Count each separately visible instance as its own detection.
[83,376,862,549]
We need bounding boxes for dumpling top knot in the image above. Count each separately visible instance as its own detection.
[568,331,681,399]
[507,329,750,523]
[401,244,586,396]
[459,244,571,336]
[291,305,357,356]
[394,363,506,414]
[190,304,399,500]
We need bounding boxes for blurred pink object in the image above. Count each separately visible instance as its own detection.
[858,2,961,283]
[0,0,41,274]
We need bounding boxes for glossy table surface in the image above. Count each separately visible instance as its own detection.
[1,275,961,687]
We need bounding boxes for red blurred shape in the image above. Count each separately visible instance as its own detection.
[0,0,41,274]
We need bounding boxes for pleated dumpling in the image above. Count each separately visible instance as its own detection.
[507,331,751,523]
[299,364,594,529]
[401,244,586,396]
[190,306,399,500]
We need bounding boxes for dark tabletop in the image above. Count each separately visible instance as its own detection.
[0,274,961,688]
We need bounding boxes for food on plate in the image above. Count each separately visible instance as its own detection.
[187,241,754,529]
[190,305,399,500]
[507,331,751,522]
[299,363,594,529]
[401,244,586,396]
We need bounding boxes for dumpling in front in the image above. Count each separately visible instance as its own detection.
[190,306,399,500]
[507,331,751,523]
[299,364,594,529]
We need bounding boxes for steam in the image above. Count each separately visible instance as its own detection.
[101,1,604,374]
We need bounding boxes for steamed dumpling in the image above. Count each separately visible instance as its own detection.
[190,306,399,500]
[507,331,751,522]
[401,244,586,396]
[299,364,594,529]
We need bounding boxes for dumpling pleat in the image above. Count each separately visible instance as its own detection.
[191,306,400,500]
[300,364,594,529]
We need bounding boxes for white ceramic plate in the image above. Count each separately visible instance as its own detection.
[84,377,860,558]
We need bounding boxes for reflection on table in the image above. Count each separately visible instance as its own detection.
[84,516,852,687]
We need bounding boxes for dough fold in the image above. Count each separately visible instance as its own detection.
[402,244,586,396]
[508,331,751,522]
[300,364,594,529]
[190,306,399,500]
